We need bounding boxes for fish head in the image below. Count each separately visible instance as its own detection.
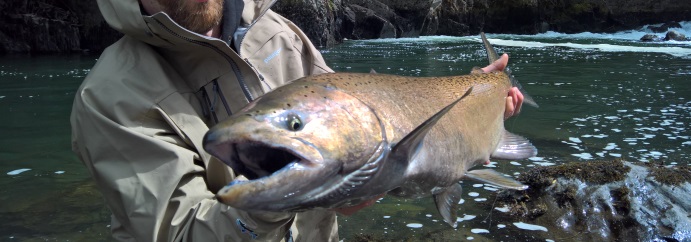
[203,79,386,211]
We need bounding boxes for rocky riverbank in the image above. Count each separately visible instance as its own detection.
[1,0,690,53]
[0,0,121,54]
[494,159,691,241]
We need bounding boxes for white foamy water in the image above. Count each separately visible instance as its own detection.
[486,39,691,57]
[406,223,423,228]
[492,21,691,42]
[514,222,549,232]
[7,168,31,176]
[471,228,490,234]
[456,214,477,222]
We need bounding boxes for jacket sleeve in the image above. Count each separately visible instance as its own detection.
[70,63,298,242]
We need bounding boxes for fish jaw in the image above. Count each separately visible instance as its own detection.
[204,115,341,211]
[202,80,388,211]
[216,160,342,211]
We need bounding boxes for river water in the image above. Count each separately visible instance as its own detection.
[1,23,690,241]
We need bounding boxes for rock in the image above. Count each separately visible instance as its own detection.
[495,160,691,242]
[345,4,397,39]
[664,30,687,41]
[272,0,341,47]
[648,22,682,33]
[0,0,120,54]
[640,34,660,42]
[3,0,691,52]
[538,21,550,33]
[648,25,668,33]
[275,0,442,44]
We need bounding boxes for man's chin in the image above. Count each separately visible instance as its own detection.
[163,0,223,34]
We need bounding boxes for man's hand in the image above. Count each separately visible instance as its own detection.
[480,53,523,119]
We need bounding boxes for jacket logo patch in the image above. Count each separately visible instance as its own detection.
[264,47,282,63]
[236,219,258,240]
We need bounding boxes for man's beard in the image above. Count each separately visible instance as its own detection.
[158,0,224,35]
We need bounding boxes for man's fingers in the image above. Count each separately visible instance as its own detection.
[505,87,525,119]
[514,88,524,114]
[505,96,514,120]
[481,54,509,73]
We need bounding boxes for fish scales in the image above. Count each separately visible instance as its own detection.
[203,34,536,227]
[303,72,511,196]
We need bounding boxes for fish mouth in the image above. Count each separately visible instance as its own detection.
[204,130,339,211]
[230,141,304,180]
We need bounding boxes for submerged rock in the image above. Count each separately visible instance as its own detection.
[640,34,661,42]
[496,159,691,241]
[664,30,688,41]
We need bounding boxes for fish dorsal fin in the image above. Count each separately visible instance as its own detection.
[466,169,528,190]
[480,32,500,64]
[369,69,377,74]
[389,87,473,163]
[491,130,538,160]
[480,32,539,108]
[433,183,463,228]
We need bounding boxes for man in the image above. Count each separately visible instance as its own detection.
[70,0,523,241]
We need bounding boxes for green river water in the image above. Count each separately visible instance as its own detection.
[1,29,690,241]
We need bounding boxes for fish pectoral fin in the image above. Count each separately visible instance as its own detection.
[390,87,473,162]
[465,169,528,190]
[491,130,537,160]
[433,183,463,228]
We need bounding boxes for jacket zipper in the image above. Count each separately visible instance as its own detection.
[243,58,270,90]
[151,17,255,101]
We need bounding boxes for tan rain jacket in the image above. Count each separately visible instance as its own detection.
[70,0,338,241]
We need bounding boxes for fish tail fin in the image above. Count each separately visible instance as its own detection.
[480,32,539,108]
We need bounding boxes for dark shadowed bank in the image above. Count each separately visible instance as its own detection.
[1,0,690,53]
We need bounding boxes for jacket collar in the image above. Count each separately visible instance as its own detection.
[97,0,276,92]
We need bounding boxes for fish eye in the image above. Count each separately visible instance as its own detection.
[287,114,303,131]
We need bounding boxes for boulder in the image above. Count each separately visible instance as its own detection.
[664,30,687,41]
[648,22,683,33]
[640,34,660,42]
[0,0,120,54]
[495,160,691,241]
[274,0,441,44]
[345,4,397,39]
[272,0,342,47]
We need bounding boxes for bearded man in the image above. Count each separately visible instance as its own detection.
[70,0,523,241]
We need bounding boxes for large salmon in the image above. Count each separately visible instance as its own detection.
[204,33,538,227]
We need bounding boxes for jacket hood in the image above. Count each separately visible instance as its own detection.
[97,0,153,44]
[95,0,279,98]
[97,0,277,48]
